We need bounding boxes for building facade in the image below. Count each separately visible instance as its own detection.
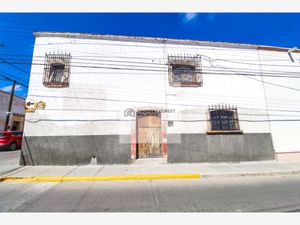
[20,32,300,165]
[0,90,25,132]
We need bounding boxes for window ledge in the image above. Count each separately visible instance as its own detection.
[170,82,203,87]
[206,130,243,135]
[43,82,69,88]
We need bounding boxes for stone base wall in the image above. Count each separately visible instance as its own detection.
[167,133,275,163]
[20,135,132,165]
[20,133,275,165]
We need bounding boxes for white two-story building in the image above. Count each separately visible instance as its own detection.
[20,32,300,165]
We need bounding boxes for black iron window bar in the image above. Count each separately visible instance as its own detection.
[168,54,202,87]
[43,52,71,87]
[208,103,240,131]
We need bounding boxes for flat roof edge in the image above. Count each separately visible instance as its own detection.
[33,31,257,50]
[33,31,297,53]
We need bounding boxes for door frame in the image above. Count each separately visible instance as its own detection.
[136,109,162,159]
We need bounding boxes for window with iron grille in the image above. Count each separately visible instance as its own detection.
[43,53,71,87]
[168,55,202,87]
[208,104,240,131]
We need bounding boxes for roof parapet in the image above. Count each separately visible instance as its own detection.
[33,31,299,53]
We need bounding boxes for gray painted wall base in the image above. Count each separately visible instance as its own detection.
[20,135,132,165]
[167,133,275,163]
[20,133,275,165]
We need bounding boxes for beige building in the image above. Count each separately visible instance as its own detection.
[0,90,25,131]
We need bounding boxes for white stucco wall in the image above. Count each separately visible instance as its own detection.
[258,49,300,152]
[24,34,300,153]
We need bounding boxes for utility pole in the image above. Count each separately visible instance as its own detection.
[4,80,16,131]
[0,43,28,131]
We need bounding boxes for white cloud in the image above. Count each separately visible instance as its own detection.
[183,13,198,23]
[207,14,216,21]
[1,84,23,92]
[207,13,222,22]
[15,84,23,91]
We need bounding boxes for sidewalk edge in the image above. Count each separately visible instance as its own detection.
[202,170,300,178]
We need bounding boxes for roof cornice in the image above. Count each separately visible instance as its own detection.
[33,31,300,53]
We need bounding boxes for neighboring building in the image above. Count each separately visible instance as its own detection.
[0,90,25,131]
[21,32,300,165]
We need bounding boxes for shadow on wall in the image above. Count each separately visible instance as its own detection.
[20,135,34,166]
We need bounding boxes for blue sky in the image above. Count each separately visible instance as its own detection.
[1,13,300,98]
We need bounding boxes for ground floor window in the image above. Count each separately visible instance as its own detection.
[208,104,240,131]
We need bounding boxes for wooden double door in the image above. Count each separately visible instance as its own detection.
[136,110,162,158]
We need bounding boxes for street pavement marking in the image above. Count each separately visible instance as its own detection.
[0,174,201,182]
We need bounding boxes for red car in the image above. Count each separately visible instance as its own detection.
[0,131,23,151]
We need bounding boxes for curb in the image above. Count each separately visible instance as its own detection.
[0,173,201,182]
[1,171,300,183]
[0,166,23,177]
[202,170,300,179]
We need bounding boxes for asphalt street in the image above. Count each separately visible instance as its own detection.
[1,174,300,212]
[0,150,20,165]
[1,150,300,212]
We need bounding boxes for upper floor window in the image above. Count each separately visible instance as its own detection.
[208,104,241,133]
[168,55,202,87]
[43,53,71,88]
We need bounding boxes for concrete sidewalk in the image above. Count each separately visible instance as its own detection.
[1,158,300,181]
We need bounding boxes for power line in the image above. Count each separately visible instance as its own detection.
[1,51,299,70]
[24,118,300,123]
[32,40,299,61]
[27,84,300,110]
[29,88,300,110]
[0,41,31,65]
[208,62,300,92]
[215,58,300,68]
[1,51,300,68]
[0,70,29,83]
[0,74,28,88]
[1,60,300,79]
[0,69,29,83]
[1,52,296,62]
[40,108,300,117]
[4,55,300,76]
[1,59,299,92]
[30,40,279,55]
[28,95,300,113]
[0,44,299,93]
[1,53,300,77]
[0,58,30,75]
[1,30,295,61]
[7,64,300,94]
[29,94,300,114]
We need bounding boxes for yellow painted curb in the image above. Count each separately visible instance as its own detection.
[0,174,201,182]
